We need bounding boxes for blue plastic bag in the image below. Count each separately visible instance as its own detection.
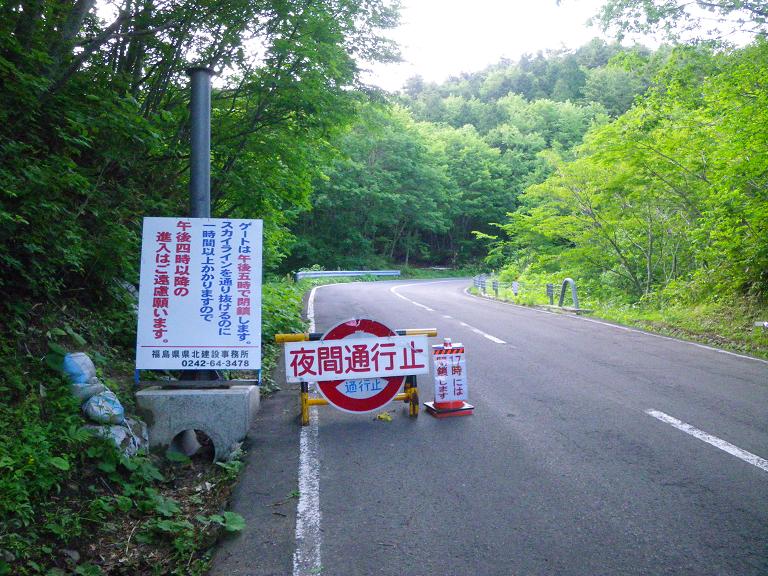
[62,352,96,384]
[83,390,125,425]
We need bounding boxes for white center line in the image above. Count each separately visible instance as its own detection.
[646,409,768,473]
[471,328,507,344]
[391,283,507,345]
[293,286,323,576]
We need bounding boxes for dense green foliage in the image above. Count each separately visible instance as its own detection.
[287,40,649,268]
[0,0,399,319]
[595,0,768,40]
[402,39,650,118]
[489,40,768,309]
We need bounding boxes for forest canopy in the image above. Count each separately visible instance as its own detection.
[0,0,400,319]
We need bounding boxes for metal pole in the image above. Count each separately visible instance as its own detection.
[186,67,216,385]
[187,67,213,218]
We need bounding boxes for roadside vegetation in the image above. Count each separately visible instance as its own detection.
[471,279,768,360]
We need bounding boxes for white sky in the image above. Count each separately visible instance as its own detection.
[364,0,612,91]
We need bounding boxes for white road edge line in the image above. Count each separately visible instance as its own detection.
[293,286,323,576]
[464,287,768,365]
[645,409,768,473]
[391,283,507,345]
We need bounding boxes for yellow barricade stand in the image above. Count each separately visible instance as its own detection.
[275,328,437,425]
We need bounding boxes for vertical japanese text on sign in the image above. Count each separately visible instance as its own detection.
[136,217,263,371]
[432,344,468,403]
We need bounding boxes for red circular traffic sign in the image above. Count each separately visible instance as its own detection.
[316,318,405,413]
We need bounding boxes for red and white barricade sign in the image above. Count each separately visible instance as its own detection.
[284,318,429,413]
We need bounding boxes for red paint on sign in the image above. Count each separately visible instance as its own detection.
[316,318,405,413]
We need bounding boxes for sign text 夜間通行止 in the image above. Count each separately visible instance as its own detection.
[284,335,429,382]
[135,217,262,370]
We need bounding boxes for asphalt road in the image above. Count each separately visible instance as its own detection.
[212,278,768,576]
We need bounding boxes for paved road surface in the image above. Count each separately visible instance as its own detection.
[212,279,768,576]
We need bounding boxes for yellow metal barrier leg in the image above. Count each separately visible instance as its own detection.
[407,375,419,418]
[300,381,310,426]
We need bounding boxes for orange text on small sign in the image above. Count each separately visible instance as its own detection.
[284,335,429,383]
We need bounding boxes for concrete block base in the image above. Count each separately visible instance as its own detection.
[136,386,259,461]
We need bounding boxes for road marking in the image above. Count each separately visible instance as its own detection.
[457,321,507,344]
[646,409,768,473]
[306,285,319,331]
[474,330,506,344]
[464,287,768,365]
[293,286,323,575]
[391,283,507,344]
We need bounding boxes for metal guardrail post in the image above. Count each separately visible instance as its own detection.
[546,283,554,305]
[492,280,498,297]
[558,278,579,309]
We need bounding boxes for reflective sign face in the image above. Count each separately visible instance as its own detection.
[285,318,429,414]
[135,217,262,370]
[433,345,468,402]
[284,335,429,382]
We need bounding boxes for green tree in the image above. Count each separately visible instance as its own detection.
[490,40,768,303]
[0,0,401,318]
[286,105,451,269]
[420,123,514,262]
[595,0,768,40]
[582,65,646,116]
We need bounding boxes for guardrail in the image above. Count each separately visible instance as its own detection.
[472,275,590,314]
[294,270,401,281]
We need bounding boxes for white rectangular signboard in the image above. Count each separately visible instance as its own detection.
[433,345,468,402]
[284,335,429,382]
[135,217,262,370]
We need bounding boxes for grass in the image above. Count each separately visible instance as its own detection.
[0,273,317,575]
[471,284,768,360]
[592,300,768,359]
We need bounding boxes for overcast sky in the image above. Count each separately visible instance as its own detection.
[364,0,612,91]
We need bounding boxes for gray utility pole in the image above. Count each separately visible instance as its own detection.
[187,67,214,218]
[186,67,217,384]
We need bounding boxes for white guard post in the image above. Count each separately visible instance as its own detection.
[424,338,474,418]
